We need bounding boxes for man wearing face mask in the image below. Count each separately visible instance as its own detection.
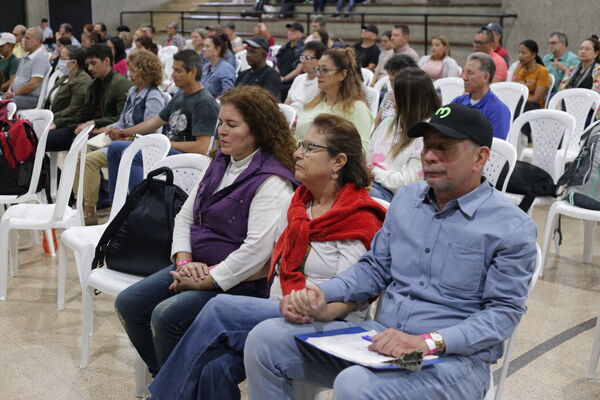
[46,44,132,151]
[44,45,92,129]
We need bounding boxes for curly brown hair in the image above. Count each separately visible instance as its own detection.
[127,49,163,87]
[305,47,367,114]
[219,86,296,172]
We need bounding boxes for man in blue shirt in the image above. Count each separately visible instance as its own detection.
[244,104,537,400]
[452,52,511,140]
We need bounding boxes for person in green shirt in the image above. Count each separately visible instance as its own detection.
[0,33,20,93]
[542,31,580,92]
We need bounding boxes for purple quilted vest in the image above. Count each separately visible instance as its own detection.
[189,149,297,266]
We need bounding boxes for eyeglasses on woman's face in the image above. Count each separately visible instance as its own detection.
[296,140,334,155]
[313,65,341,75]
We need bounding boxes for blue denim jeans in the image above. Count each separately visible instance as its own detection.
[244,318,491,400]
[106,140,181,201]
[114,265,269,375]
[368,181,395,202]
[336,0,355,12]
[148,294,281,400]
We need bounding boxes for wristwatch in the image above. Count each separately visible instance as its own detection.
[423,336,437,355]
[429,331,445,353]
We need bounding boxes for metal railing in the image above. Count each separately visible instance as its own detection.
[120,9,517,55]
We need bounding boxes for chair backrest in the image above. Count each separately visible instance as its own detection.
[34,69,53,109]
[490,82,529,121]
[433,77,464,105]
[236,49,250,74]
[483,138,517,193]
[269,45,281,59]
[363,86,380,117]
[162,91,172,104]
[110,134,172,221]
[15,109,54,195]
[493,243,542,400]
[40,69,64,107]
[372,75,391,93]
[506,61,519,82]
[6,102,16,119]
[158,45,178,59]
[544,74,555,108]
[548,88,600,150]
[52,124,92,222]
[361,68,374,87]
[151,153,212,195]
[163,56,174,80]
[278,103,297,128]
[507,109,576,182]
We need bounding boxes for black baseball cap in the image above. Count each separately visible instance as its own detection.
[286,22,304,33]
[243,37,269,52]
[361,24,379,35]
[407,104,493,148]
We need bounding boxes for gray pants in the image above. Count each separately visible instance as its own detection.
[12,95,39,110]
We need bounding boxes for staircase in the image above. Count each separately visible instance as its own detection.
[121,0,512,64]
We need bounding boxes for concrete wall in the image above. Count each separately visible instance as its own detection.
[91,0,171,33]
[26,0,49,27]
[502,0,598,61]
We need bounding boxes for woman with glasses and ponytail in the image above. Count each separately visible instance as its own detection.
[147,114,386,400]
[295,47,374,151]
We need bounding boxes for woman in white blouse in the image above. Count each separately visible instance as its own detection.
[114,86,298,376]
[147,114,386,400]
[367,67,440,201]
[418,35,461,81]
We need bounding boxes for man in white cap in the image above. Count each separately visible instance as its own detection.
[0,33,19,93]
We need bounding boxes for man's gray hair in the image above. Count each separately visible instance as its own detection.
[169,22,179,30]
[550,31,568,46]
[467,52,496,84]
[311,15,327,27]
[14,25,27,34]
[28,26,44,42]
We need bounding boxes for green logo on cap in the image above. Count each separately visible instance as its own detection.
[435,107,451,119]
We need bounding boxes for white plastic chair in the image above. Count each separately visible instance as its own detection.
[490,82,529,122]
[158,45,178,60]
[372,75,391,93]
[589,311,600,379]
[483,138,517,193]
[506,61,519,82]
[0,124,92,301]
[361,68,374,87]
[505,110,576,215]
[278,103,297,128]
[6,102,17,119]
[58,134,171,311]
[364,86,380,117]
[433,77,464,105]
[162,56,174,81]
[485,244,542,400]
[541,200,600,278]
[545,74,555,108]
[79,154,211,397]
[547,88,600,162]
[269,45,281,59]
[235,49,250,74]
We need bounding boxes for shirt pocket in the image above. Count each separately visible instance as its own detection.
[439,242,485,293]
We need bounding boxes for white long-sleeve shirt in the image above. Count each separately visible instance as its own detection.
[366,117,424,193]
[171,150,295,291]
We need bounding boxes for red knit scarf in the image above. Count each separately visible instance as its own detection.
[268,183,387,296]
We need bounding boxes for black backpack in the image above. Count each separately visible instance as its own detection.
[506,160,558,212]
[91,167,188,276]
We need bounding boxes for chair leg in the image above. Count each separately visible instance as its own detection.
[587,314,600,379]
[45,229,56,257]
[541,203,560,277]
[134,350,150,398]
[80,286,93,369]
[583,221,597,264]
[57,242,67,311]
[0,222,10,300]
[9,230,19,277]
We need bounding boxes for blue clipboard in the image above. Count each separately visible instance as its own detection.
[295,326,444,370]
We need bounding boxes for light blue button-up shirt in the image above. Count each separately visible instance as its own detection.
[320,180,537,363]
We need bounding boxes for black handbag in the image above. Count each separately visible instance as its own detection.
[91,167,188,276]
[507,161,558,212]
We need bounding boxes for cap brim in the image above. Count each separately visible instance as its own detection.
[407,121,470,141]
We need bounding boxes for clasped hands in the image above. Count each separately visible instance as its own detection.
[281,285,429,358]
[169,262,213,292]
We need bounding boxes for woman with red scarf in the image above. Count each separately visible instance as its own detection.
[148,114,386,400]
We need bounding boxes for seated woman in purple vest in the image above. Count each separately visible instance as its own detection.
[114,85,298,376]
[146,114,387,400]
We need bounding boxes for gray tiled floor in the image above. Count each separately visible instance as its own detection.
[0,204,599,399]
